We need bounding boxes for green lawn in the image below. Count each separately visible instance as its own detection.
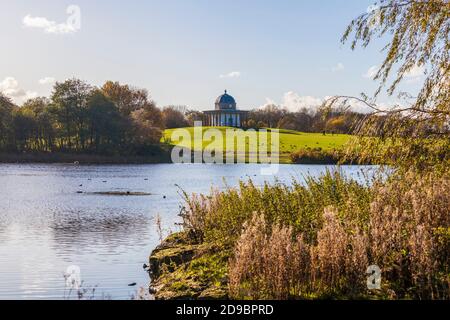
[162,127,352,163]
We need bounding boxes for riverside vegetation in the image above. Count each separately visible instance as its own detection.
[149,169,449,299]
[149,0,450,300]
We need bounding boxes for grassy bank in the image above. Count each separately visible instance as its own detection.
[0,149,172,164]
[163,127,352,164]
[149,169,449,300]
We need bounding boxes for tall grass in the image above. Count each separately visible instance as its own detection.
[179,169,449,299]
[180,169,373,246]
[290,148,341,164]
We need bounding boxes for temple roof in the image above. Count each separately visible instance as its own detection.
[215,90,237,110]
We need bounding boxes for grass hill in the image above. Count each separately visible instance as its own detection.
[162,127,351,163]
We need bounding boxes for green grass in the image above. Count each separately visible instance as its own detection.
[162,127,352,163]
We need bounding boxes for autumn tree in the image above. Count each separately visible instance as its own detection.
[12,111,35,151]
[21,97,55,151]
[185,110,204,126]
[162,106,189,129]
[249,104,286,129]
[101,81,148,116]
[1,80,167,156]
[87,90,124,153]
[131,101,164,145]
[0,93,15,150]
[51,79,93,151]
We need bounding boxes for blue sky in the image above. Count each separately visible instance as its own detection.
[0,0,424,111]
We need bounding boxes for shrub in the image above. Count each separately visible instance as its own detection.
[229,214,310,299]
[180,169,372,246]
[311,207,368,296]
[290,148,341,164]
[368,171,450,299]
[180,168,449,299]
[227,170,449,299]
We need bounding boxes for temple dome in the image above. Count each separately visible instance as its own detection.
[215,90,236,110]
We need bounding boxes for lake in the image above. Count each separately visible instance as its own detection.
[0,163,377,299]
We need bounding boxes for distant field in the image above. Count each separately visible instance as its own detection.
[163,127,352,163]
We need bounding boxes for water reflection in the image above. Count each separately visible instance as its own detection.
[51,209,150,251]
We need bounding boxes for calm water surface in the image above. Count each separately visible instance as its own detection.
[0,163,377,299]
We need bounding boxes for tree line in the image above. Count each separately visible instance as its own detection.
[244,104,366,134]
[0,78,384,156]
[0,79,201,155]
[158,103,368,134]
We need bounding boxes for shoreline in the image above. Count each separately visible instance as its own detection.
[148,232,228,300]
[0,152,172,165]
[0,152,371,165]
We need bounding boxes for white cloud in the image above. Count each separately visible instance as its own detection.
[0,77,38,104]
[23,15,77,34]
[260,92,324,113]
[405,65,425,83]
[364,65,379,78]
[259,97,278,108]
[23,6,81,35]
[220,71,241,79]
[363,64,424,83]
[282,92,323,112]
[260,91,385,114]
[331,63,345,72]
[39,77,56,85]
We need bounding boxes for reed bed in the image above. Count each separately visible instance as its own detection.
[179,169,449,299]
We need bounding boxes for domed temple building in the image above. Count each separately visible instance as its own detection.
[203,91,248,127]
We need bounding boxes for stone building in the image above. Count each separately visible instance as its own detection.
[203,91,248,127]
